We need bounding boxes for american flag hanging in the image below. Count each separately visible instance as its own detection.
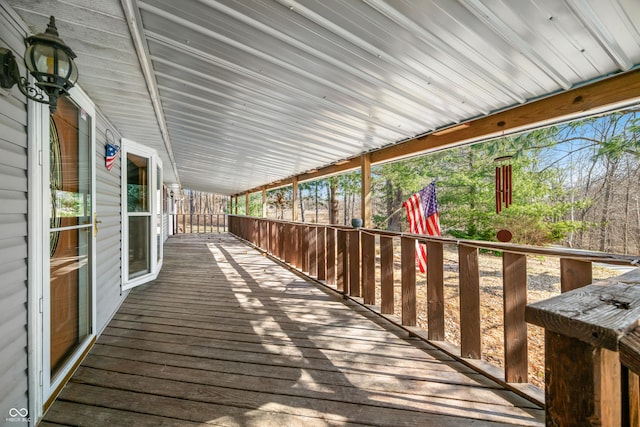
[105,143,120,171]
[403,181,441,273]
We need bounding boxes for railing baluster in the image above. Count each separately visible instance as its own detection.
[623,368,639,426]
[380,236,394,314]
[503,252,528,382]
[361,231,375,305]
[287,224,294,265]
[309,226,317,277]
[336,229,347,293]
[560,258,592,292]
[459,244,481,359]
[401,236,416,326]
[317,226,326,281]
[326,228,336,285]
[427,241,444,341]
[293,224,301,269]
[277,222,283,259]
[301,225,309,273]
[349,229,361,297]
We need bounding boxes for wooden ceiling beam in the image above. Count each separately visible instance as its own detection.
[234,70,640,198]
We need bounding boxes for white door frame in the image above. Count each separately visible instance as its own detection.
[27,86,97,423]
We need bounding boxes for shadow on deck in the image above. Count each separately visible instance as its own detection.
[43,234,544,426]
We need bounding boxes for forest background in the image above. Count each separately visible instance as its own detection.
[177,106,640,255]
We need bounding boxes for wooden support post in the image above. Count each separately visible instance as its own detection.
[326,227,336,285]
[426,241,444,341]
[262,187,267,218]
[380,236,394,314]
[361,231,375,305]
[401,237,416,326]
[245,192,249,216]
[503,252,528,382]
[361,153,372,228]
[317,226,326,281]
[301,225,309,273]
[292,178,298,222]
[459,244,481,359]
[349,230,361,297]
[544,332,621,426]
[560,258,592,292]
[336,230,347,293]
[309,226,317,277]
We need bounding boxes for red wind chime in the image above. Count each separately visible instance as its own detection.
[494,156,513,214]
[495,156,514,242]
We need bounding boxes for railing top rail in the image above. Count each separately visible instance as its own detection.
[229,215,640,267]
[526,269,640,351]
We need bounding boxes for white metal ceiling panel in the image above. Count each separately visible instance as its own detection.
[6,0,640,194]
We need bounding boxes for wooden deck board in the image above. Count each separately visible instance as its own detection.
[43,234,544,426]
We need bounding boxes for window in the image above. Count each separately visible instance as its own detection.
[121,139,163,289]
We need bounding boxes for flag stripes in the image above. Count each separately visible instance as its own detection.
[402,182,441,273]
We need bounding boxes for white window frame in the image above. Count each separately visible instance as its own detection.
[121,139,163,290]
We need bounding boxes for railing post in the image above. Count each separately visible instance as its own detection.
[502,252,528,383]
[380,236,394,314]
[336,229,347,293]
[317,226,326,281]
[361,231,375,305]
[426,241,444,341]
[401,236,416,326]
[459,244,481,359]
[348,229,361,297]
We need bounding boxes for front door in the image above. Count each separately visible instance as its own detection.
[46,95,95,392]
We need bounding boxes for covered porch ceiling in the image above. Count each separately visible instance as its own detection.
[7,0,640,195]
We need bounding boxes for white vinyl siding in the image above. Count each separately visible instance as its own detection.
[0,5,28,421]
[95,114,127,334]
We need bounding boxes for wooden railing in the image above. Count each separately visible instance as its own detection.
[172,214,227,234]
[527,269,640,426]
[228,215,640,421]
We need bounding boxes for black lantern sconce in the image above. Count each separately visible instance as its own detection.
[0,16,78,114]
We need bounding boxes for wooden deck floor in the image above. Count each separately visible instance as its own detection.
[43,234,544,426]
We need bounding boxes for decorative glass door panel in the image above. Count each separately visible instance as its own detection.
[49,96,93,379]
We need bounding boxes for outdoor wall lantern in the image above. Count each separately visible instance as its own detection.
[0,16,78,114]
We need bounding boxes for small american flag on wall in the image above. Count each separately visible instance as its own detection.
[105,143,120,171]
[402,181,441,273]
